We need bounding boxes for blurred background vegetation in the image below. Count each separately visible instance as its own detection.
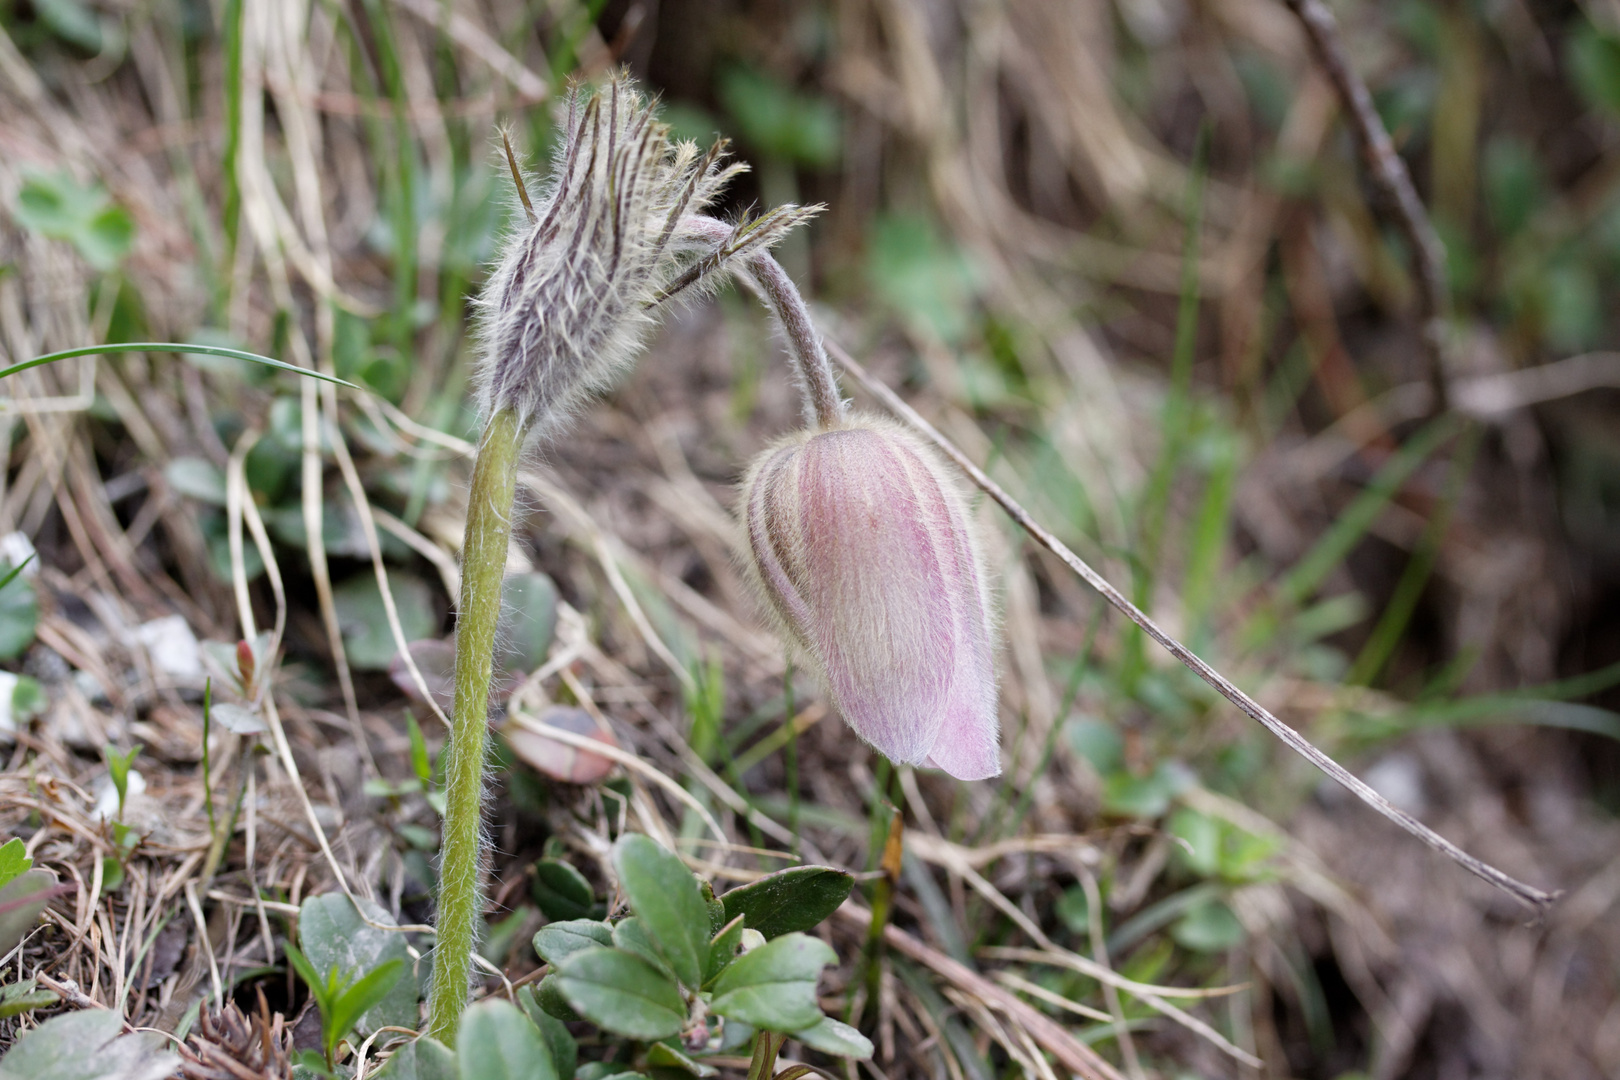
[0,0,1619,1077]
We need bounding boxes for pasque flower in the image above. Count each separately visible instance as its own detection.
[431,75,817,1039]
[741,417,1000,781]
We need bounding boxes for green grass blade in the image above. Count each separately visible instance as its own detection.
[357,0,417,354]
[0,553,34,593]
[1341,658,1620,749]
[221,0,244,257]
[329,957,405,1047]
[0,343,356,387]
[1346,424,1481,687]
[1276,412,1463,609]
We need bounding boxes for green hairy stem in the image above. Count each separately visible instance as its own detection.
[427,407,523,1040]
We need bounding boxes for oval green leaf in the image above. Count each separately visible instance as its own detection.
[791,1016,874,1060]
[532,919,613,967]
[555,946,686,1041]
[612,916,677,981]
[297,893,419,1036]
[457,999,557,1080]
[612,833,708,989]
[517,985,578,1080]
[707,932,835,1032]
[532,858,596,921]
[646,1041,717,1077]
[372,1037,457,1080]
[719,866,854,940]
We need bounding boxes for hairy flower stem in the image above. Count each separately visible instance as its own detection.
[428,406,523,1040]
[748,254,844,429]
[677,217,845,429]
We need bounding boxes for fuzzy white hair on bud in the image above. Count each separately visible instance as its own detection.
[474,75,819,436]
[740,416,1001,780]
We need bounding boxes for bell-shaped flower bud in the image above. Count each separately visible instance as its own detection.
[741,417,1000,780]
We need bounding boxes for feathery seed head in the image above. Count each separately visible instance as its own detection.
[740,416,1000,780]
[477,74,817,433]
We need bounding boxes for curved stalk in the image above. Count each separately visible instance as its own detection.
[427,406,523,1040]
[675,216,845,430]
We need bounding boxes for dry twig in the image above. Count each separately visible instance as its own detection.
[1282,0,1452,406]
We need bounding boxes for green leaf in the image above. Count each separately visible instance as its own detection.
[32,0,103,54]
[532,918,613,966]
[456,999,558,1080]
[1570,23,1620,117]
[715,66,841,167]
[646,1042,716,1077]
[1054,887,1091,936]
[612,833,708,989]
[332,572,437,670]
[0,1007,177,1080]
[718,866,854,941]
[1063,717,1123,775]
[707,932,834,1032]
[0,979,58,1020]
[612,917,678,981]
[12,170,131,271]
[372,1037,458,1080]
[1171,899,1246,953]
[80,204,135,271]
[328,958,406,1052]
[298,893,419,1035]
[1168,807,1221,878]
[1102,762,1191,819]
[0,554,32,594]
[1483,137,1542,238]
[0,839,31,891]
[532,973,580,1022]
[0,560,38,662]
[0,871,62,956]
[531,859,596,921]
[9,676,44,725]
[790,1016,874,1060]
[517,985,578,1080]
[704,914,745,986]
[700,880,726,936]
[554,946,686,1040]
[165,457,228,505]
[104,745,140,810]
[406,712,432,783]
[866,214,979,345]
[283,943,331,1016]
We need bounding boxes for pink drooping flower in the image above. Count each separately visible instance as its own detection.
[741,417,1000,780]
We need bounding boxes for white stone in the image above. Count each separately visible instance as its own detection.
[133,615,203,681]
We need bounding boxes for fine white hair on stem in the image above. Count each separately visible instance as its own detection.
[671,216,846,430]
[475,74,818,437]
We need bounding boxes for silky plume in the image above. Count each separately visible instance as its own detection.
[476,76,819,437]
